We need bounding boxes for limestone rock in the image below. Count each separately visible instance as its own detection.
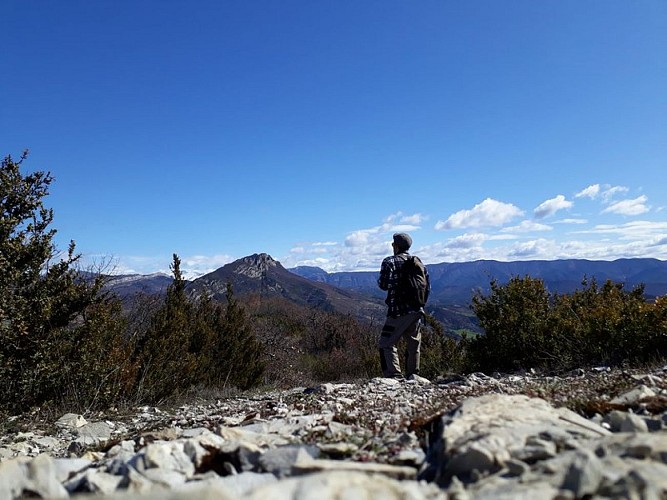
[246,470,445,500]
[610,384,657,405]
[421,394,609,485]
[76,421,113,447]
[56,413,88,429]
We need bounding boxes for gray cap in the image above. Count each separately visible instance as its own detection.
[393,232,412,251]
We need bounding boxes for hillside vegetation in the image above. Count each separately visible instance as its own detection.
[2,152,666,415]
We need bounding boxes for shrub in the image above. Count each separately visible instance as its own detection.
[204,283,265,390]
[0,151,131,412]
[418,314,470,378]
[134,256,265,402]
[468,275,667,374]
[551,279,664,366]
[299,309,378,382]
[469,276,552,372]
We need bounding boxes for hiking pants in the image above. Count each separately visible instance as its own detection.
[378,311,422,378]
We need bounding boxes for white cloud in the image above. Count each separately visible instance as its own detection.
[489,234,520,241]
[288,256,332,268]
[509,239,554,258]
[399,213,427,224]
[381,212,423,231]
[554,218,588,225]
[181,254,235,279]
[533,195,573,219]
[601,195,650,216]
[575,184,630,204]
[424,234,667,264]
[342,212,425,251]
[601,185,630,203]
[389,224,421,232]
[574,220,667,240]
[344,230,374,248]
[343,213,422,246]
[502,220,553,233]
[183,254,234,269]
[435,198,524,230]
[575,184,600,199]
[445,233,487,249]
[290,247,305,254]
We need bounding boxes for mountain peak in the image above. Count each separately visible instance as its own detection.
[235,253,278,278]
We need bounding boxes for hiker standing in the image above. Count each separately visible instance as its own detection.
[377,232,430,379]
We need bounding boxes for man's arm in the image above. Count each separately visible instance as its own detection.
[378,258,392,291]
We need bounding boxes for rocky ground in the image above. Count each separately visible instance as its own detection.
[1,365,667,498]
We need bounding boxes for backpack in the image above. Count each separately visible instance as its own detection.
[398,255,429,308]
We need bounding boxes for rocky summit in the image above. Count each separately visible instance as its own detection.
[2,367,667,499]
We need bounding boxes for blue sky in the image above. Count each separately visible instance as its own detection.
[2,1,666,278]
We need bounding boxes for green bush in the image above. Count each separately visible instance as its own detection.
[203,282,265,390]
[469,276,553,372]
[1,151,132,412]
[468,275,667,373]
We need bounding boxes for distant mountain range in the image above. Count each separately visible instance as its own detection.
[105,256,667,334]
[104,273,173,298]
[290,258,667,304]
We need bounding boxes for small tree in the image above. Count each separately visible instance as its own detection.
[135,254,195,402]
[1,151,129,411]
[208,283,265,389]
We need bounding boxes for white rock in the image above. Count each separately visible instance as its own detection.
[259,446,316,478]
[371,377,402,386]
[82,470,124,494]
[620,413,649,433]
[214,471,277,496]
[423,394,610,484]
[0,457,27,499]
[25,454,69,499]
[33,436,61,450]
[126,465,156,493]
[610,385,656,405]
[246,470,444,499]
[561,448,603,497]
[53,457,91,482]
[56,413,87,429]
[141,467,188,488]
[76,421,113,446]
[407,374,431,384]
[216,424,290,447]
[141,441,195,477]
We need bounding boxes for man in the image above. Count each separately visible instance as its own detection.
[377,232,430,379]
